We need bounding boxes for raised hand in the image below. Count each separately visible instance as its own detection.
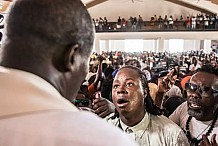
[158,69,177,93]
[92,92,115,118]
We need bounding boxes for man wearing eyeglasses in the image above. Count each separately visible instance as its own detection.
[169,64,218,146]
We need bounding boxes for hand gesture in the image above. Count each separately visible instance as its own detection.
[92,92,115,118]
[199,134,217,146]
[158,69,177,93]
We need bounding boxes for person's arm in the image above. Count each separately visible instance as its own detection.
[155,92,165,108]
[93,55,103,90]
[155,69,177,108]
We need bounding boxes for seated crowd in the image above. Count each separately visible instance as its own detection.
[74,50,218,146]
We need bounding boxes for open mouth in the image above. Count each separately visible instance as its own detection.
[189,102,201,109]
[117,98,129,108]
[188,99,202,109]
[188,95,202,109]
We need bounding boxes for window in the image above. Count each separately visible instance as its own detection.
[125,39,143,52]
[169,39,184,53]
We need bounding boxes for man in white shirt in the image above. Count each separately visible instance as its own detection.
[170,64,218,146]
[105,66,189,146]
[0,0,138,146]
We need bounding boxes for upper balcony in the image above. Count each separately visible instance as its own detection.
[94,20,218,33]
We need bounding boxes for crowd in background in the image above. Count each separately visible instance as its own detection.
[75,49,218,110]
[3,0,218,145]
[93,13,218,32]
[73,48,218,145]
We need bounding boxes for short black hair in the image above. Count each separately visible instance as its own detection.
[1,0,94,70]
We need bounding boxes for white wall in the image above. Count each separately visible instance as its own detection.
[183,40,201,52]
[142,40,155,52]
[99,40,107,52]
[98,39,158,52]
[97,39,203,53]
[109,40,125,52]
[180,0,218,14]
[164,40,169,52]
[204,40,212,53]
[88,0,200,21]
[94,31,218,53]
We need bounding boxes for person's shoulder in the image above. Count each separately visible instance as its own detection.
[150,114,189,144]
[1,110,137,146]
[175,101,188,112]
[169,101,188,118]
[104,113,119,126]
[46,110,137,146]
[151,114,183,132]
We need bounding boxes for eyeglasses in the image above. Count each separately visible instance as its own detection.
[185,82,218,95]
[72,99,90,107]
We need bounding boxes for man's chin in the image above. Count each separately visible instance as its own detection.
[188,108,204,120]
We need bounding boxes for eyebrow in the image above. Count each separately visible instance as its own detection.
[113,78,136,83]
[125,78,135,81]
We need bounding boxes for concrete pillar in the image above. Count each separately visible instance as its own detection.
[204,40,212,53]
[94,38,100,53]
[158,37,164,52]
[105,40,109,52]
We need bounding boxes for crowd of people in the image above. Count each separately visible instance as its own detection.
[75,50,218,146]
[93,13,218,32]
[0,0,218,146]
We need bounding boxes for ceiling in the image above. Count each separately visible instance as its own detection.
[1,0,218,14]
[82,0,218,14]
[81,0,95,3]
[206,0,218,4]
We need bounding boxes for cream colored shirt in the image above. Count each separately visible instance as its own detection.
[0,67,138,146]
[105,112,190,146]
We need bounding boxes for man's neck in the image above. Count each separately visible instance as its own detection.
[119,111,145,127]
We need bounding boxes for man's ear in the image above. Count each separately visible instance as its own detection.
[64,44,79,71]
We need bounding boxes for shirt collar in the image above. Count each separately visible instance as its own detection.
[0,66,78,117]
[120,112,150,134]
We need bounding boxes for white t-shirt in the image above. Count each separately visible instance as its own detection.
[170,102,218,143]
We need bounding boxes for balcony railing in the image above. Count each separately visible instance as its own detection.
[95,20,218,32]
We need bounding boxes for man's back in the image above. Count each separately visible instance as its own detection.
[0,110,137,146]
[0,0,138,145]
[0,67,137,146]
